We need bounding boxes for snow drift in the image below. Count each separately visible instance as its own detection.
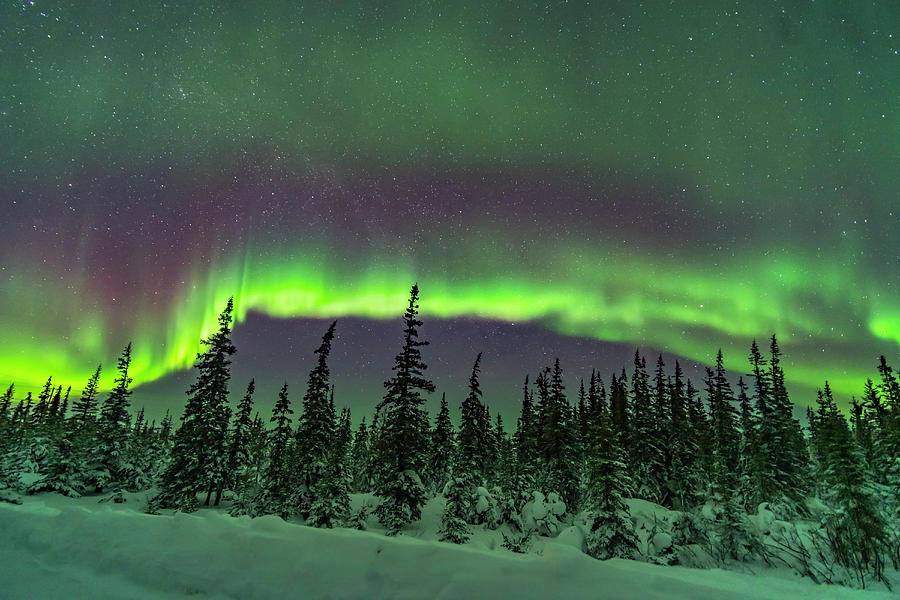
[0,498,890,600]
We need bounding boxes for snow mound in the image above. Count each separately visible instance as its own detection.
[0,499,889,600]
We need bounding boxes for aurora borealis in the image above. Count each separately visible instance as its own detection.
[1,2,898,416]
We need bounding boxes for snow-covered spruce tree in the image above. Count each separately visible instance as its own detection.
[494,413,515,492]
[71,365,101,432]
[685,379,712,493]
[849,393,877,476]
[23,378,56,475]
[27,383,65,478]
[814,382,889,587]
[859,369,900,564]
[374,284,434,535]
[368,407,389,492]
[18,392,33,428]
[44,385,62,440]
[651,356,674,504]
[746,340,776,507]
[705,352,751,563]
[668,361,700,511]
[874,357,900,510]
[736,375,763,511]
[538,358,579,512]
[93,343,134,498]
[229,412,268,516]
[206,301,237,506]
[155,298,235,511]
[58,386,71,424]
[457,353,487,489]
[609,371,629,452]
[574,379,588,471]
[308,407,352,528]
[336,407,352,461]
[28,405,86,498]
[31,377,53,431]
[629,351,666,505]
[118,408,155,492]
[512,375,538,503]
[2,393,29,489]
[438,474,472,544]
[0,383,12,431]
[767,336,810,513]
[583,402,637,560]
[255,383,295,518]
[144,412,173,485]
[481,403,498,486]
[292,321,337,518]
[0,384,16,484]
[226,379,256,500]
[349,417,371,493]
[55,365,103,493]
[427,393,454,494]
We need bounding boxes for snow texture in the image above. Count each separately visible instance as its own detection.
[1,494,890,600]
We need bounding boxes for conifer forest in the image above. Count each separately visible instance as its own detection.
[2,285,899,592]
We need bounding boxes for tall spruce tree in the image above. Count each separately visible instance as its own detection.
[121,407,154,492]
[428,393,455,494]
[293,321,338,517]
[813,382,889,586]
[374,284,435,534]
[0,384,12,430]
[609,371,629,447]
[259,383,294,518]
[46,386,62,438]
[72,365,101,433]
[31,377,53,431]
[875,356,900,503]
[858,380,888,475]
[0,384,23,491]
[736,376,762,510]
[538,358,579,511]
[308,405,352,528]
[481,403,498,486]
[494,413,515,491]
[651,355,673,504]
[668,361,698,510]
[513,375,538,494]
[686,379,712,486]
[94,343,134,497]
[767,335,809,512]
[629,351,666,504]
[349,418,371,493]
[705,351,744,562]
[584,400,637,560]
[575,378,588,469]
[457,352,487,487]
[747,340,778,503]
[226,379,256,499]
[156,298,236,510]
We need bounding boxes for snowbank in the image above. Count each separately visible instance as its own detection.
[0,497,890,600]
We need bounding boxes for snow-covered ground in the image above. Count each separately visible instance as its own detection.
[0,493,891,600]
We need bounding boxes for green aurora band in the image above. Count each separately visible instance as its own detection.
[2,233,898,401]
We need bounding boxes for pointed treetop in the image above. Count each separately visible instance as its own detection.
[315,321,338,364]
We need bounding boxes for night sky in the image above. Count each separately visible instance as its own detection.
[2,2,898,421]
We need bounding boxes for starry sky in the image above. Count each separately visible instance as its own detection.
[1,1,898,420]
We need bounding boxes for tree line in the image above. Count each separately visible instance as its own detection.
[1,284,898,589]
